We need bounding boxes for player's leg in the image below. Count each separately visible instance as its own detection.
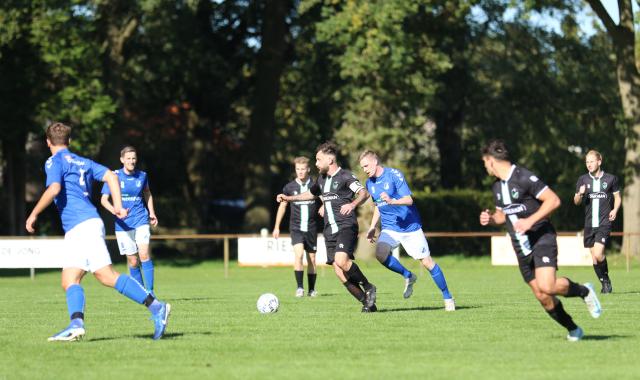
[116,230,144,288]
[335,251,376,311]
[304,232,318,297]
[292,243,305,297]
[528,271,582,341]
[86,219,170,339]
[306,250,318,296]
[135,225,155,295]
[376,230,416,284]
[49,268,87,342]
[591,242,611,293]
[405,230,453,307]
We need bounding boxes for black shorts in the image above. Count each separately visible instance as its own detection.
[516,232,558,283]
[583,225,612,248]
[290,230,317,252]
[324,224,358,265]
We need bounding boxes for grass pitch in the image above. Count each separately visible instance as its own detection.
[0,255,639,379]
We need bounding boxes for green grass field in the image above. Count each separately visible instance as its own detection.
[1,255,639,379]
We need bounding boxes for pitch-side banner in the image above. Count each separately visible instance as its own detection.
[491,235,592,266]
[0,239,67,268]
[238,237,328,266]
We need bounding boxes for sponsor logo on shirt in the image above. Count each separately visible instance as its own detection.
[321,193,340,202]
[588,192,607,199]
[503,203,527,215]
[64,155,86,166]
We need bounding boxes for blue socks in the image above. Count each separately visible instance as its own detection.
[383,255,412,279]
[141,260,155,293]
[66,284,85,321]
[429,264,452,299]
[129,265,144,288]
[115,274,149,304]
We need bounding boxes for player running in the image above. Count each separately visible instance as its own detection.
[277,142,378,312]
[26,122,170,341]
[573,150,621,293]
[360,151,455,310]
[479,140,601,341]
[272,156,319,297]
[101,146,159,296]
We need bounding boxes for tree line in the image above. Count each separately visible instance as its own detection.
[0,0,638,253]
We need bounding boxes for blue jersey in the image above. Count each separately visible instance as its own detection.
[101,169,150,231]
[366,167,422,233]
[45,148,108,233]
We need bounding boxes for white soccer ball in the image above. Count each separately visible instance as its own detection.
[257,293,279,314]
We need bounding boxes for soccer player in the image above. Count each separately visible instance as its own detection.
[573,150,621,293]
[101,146,159,296]
[272,156,319,297]
[479,140,601,341]
[277,142,378,312]
[360,151,455,310]
[25,122,170,341]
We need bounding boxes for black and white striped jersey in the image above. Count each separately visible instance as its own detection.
[575,172,620,228]
[492,165,553,256]
[310,168,364,233]
[282,178,319,233]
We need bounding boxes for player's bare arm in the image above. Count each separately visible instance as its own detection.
[272,201,288,238]
[277,190,314,203]
[100,194,116,215]
[573,184,586,205]
[26,182,61,233]
[367,206,381,243]
[513,187,561,234]
[103,170,128,219]
[479,208,506,226]
[610,191,621,221]
[341,188,369,215]
[144,187,158,227]
[380,193,413,206]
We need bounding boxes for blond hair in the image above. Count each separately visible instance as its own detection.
[586,150,602,161]
[359,150,379,163]
[293,156,309,166]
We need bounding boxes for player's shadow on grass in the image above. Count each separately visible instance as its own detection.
[377,305,479,313]
[87,332,209,342]
[582,334,630,341]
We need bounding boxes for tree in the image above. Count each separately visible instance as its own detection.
[585,0,640,254]
[243,0,291,231]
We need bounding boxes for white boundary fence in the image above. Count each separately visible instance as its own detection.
[1,232,637,279]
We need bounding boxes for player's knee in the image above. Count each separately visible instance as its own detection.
[128,255,139,268]
[537,282,554,296]
[375,244,392,263]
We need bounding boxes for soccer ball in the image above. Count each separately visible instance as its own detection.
[257,293,279,314]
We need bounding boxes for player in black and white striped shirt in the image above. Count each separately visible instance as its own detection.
[479,140,601,341]
[573,150,621,293]
[278,142,378,312]
[273,156,320,297]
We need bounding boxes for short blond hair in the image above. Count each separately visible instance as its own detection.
[359,150,379,163]
[293,156,309,166]
[586,150,602,161]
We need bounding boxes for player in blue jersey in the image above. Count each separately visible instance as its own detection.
[359,151,455,311]
[25,122,170,341]
[101,146,159,296]
[479,140,601,341]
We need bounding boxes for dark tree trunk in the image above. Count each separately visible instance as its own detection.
[243,0,288,231]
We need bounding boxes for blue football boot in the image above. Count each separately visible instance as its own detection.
[151,302,171,340]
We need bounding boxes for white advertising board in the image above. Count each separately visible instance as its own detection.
[238,237,328,267]
[0,239,67,268]
[491,235,593,266]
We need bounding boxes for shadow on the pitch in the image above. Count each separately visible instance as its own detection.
[165,297,214,302]
[377,305,479,313]
[87,332,201,342]
[582,334,630,341]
